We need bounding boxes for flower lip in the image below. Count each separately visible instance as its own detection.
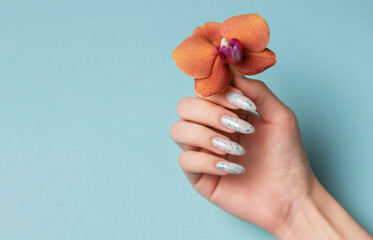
[217,38,243,64]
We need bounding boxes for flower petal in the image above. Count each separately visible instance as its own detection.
[172,36,217,78]
[221,14,270,53]
[231,48,276,75]
[192,22,222,46]
[195,57,231,97]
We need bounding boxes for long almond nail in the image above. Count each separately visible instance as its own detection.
[216,161,246,174]
[226,92,256,111]
[212,137,245,155]
[220,115,255,134]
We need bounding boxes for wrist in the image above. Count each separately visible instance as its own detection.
[275,178,372,240]
[275,178,341,240]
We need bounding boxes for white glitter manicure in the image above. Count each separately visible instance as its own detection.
[216,161,246,174]
[212,137,245,155]
[226,92,256,111]
[220,115,255,134]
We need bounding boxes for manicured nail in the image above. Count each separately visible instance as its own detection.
[226,92,256,111]
[220,115,255,134]
[212,137,245,155]
[216,161,246,174]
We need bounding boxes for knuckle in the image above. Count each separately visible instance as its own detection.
[178,151,190,168]
[199,101,213,120]
[278,108,297,126]
[284,108,297,121]
[193,127,204,142]
[253,79,268,90]
[169,121,183,140]
[176,97,192,115]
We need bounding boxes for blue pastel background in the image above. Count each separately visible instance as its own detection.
[0,0,372,239]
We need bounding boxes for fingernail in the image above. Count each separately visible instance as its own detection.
[212,137,245,155]
[220,115,255,134]
[226,92,256,111]
[216,161,246,174]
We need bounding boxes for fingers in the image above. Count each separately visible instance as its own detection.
[179,151,246,176]
[194,86,257,112]
[232,72,295,124]
[170,121,245,156]
[177,97,255,134]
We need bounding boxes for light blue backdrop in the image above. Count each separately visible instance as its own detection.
[0,0,372,239]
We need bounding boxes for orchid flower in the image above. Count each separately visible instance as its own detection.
[172,14,277,97]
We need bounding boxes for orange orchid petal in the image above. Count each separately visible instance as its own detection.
[221,14,270,53]
[195,57,231,97]
[231,48,276,75]
[172,36,217,78]
[192,22,222,46]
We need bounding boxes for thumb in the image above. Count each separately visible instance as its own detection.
[231,72,294,124]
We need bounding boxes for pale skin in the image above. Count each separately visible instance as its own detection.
[170,72,373,239]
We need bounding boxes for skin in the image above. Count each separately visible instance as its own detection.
[170,73,373,239]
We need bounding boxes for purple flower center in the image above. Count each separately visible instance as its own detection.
[217,38,243,64]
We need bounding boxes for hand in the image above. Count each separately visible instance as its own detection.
[170,72,312,232]
[170,73,372,239]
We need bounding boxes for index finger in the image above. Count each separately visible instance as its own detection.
[194,86,257,112]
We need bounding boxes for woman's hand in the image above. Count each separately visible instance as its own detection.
[170,73,372,239]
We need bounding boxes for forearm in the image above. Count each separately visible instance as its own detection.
[276,179,372,240]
